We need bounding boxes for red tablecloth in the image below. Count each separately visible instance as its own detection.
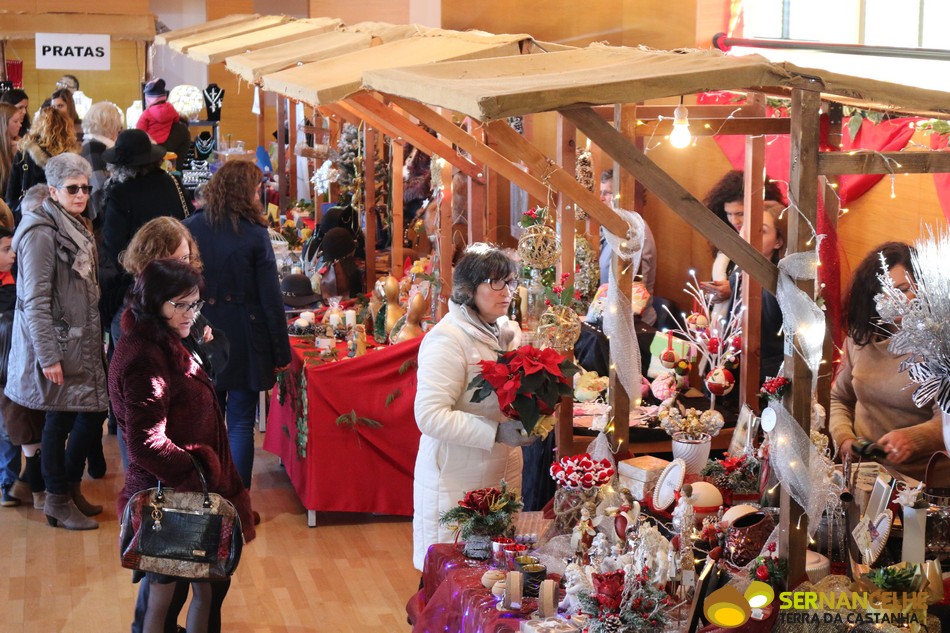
[263,335,422,515]
[408,544,545,633]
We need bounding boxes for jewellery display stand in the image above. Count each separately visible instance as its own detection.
[203,83,224,122]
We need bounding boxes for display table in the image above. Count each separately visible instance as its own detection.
[407,543,553,633]
[263,334,423,526]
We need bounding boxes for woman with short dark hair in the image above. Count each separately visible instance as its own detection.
[111,258,254,633]
[412,243,536,571]
[184,160,290,490]
[829,242,942,479]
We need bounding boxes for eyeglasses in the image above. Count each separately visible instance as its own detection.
[60,184,93,196]
[482,278,518,292]
[167,299,204,315]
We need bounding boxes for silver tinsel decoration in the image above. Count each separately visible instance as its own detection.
[875,228,950,413]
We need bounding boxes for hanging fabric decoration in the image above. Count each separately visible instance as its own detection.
[602,208,645,407]
[766,402,842,538]
[774,250,826,379]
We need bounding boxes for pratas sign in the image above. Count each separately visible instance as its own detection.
[35,33,110,71]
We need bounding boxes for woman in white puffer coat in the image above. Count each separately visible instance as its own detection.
[412,244,538,571]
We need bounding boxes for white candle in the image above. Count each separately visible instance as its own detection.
[344,309,357,328]
[300,311,316,324]
[329,313,342,328]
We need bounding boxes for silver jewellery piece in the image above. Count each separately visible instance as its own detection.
[203,87,223,113]
[189,160,209,170]
[194,135,215,156]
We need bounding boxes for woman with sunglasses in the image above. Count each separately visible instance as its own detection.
[5,154,108,530]
[111,258,254,633]
[412,243,537,572]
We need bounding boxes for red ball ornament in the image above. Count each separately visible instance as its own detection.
[706,337,722,355]
[660,349,678,369]
[729,335,742,353]
[756,565,770,581]
[705,366,735,396]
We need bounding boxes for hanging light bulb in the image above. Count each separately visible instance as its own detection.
[669,100,692,149]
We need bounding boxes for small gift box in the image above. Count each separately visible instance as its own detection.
[519,617,580,633]
[619,455,670,483]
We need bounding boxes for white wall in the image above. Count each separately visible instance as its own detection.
[150,0,208,92]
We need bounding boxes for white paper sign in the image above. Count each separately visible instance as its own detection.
[35,33,110,71]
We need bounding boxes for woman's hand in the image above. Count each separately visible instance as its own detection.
[496,421,539,447]
[43,362,64,385]
[878,429,914,464]
[699,280,732,304]
[202,326,214,343]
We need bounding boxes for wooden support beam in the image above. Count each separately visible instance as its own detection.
[466,119,487,245]
[560,107,779,294]
[320,103,361,128]
[740,95,765,411]
[591,103,769,119]
[276,96,288,213]
[588,143,603,262]
[386,95,550,202]
[364,127,377,291]
[556,114,576,280]
[818,150,950,175]
[781,86,822,590]
[485,120,628,238]
[437,156,453,319]
[288,100,298,203]
[392,140,405,278]
[346,93,483,181]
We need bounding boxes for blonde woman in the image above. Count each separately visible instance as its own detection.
[4,106,78,221]
[80,102,122,224]
[0,103,24,228]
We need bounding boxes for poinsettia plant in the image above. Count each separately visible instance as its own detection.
[544,272,581,308]
[753,543,787,587]
[550,453,614,491]
[701,452,761,495]
[438,481,523,540]
[518,205,548,229]
[469,345,579,436]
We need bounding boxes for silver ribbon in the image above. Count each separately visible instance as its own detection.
[775,250,826,378]
[602,208,645,408]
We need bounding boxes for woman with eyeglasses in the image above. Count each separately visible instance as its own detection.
[411,243,537,571]
[184,161,290,493]
[111,258,254,633]
[5,154,108,530]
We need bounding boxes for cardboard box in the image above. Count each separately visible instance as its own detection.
[618,455,670,482]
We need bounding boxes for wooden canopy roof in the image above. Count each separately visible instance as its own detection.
[0,11,155,41]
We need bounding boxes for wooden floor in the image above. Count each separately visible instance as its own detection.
[0,432,419,632]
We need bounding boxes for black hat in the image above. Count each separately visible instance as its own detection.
[280,273,319,308]
[102,129,167,167]
[144,78,169,97]
[320,227,357,261]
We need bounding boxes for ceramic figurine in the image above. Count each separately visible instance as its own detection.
[558,563,593,615]
[671,483,696,536]
[383,275,406,338]
[392,291,427,344]
[571,505,597,559]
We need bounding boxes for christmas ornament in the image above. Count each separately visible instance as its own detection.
[517,222,560,269]
[659,331,678,369]
[685,312,709,334]
[705,366,735,396]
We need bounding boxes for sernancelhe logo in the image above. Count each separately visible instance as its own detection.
[703,581,774,628]
[703,587,927,628]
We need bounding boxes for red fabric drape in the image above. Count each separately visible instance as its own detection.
[263,336,423,515]
[930,133,950,224]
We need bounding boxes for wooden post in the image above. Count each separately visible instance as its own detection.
[437,155,453,319]
[326,112,341,211]
[288,100,298,204]
[556,114,576,280]
[588,141,603,263]
[817,103,843,417]
[392,140,405,278]
[741,93,766,410]
[364,127,377,291]
[781,85,822,589]
[276,96,287,215]
[467,119,487,245]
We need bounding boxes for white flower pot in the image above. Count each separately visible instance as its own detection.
[902,506,927,564]
[672,432,712,474]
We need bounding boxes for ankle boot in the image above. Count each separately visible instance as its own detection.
[32,491,46,510]
[70,482,102,516]
[44,493,98,530]
[9,479,32,503]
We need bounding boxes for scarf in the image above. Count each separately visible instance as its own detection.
[449,301,515,351]
[43,197,95,280]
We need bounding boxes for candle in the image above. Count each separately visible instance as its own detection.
[300,311,316,323]
[329,313,342,328]
[344,309,357,328]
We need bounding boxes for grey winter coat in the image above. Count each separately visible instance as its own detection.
[5,197,108,412]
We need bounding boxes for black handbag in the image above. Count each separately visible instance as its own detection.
[119,455,243,580]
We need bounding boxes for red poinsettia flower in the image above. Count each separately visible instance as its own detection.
[477,360,512,390]
[592,570,625,612]
[496,375,523,409]
[459,487,501,515]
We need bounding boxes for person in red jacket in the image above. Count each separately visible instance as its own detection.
[136,79,180,146]
[110,258,255,633]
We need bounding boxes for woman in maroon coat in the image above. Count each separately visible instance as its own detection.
[110,258,254,633]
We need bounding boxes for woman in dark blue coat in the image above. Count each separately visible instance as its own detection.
[184,161,290,489]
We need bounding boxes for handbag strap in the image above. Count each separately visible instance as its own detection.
[925,452,950,491]
[156,453,212,508]
[169,172,189,218]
